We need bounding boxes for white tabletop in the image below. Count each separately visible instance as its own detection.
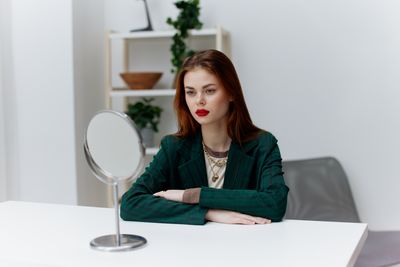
[0,201,367,267]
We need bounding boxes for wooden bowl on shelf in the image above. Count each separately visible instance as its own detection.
[120,72,162,90]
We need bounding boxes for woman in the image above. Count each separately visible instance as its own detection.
[120,49,289,225]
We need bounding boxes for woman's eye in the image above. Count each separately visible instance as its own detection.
[205,89,216,94]
[185,91,195,96]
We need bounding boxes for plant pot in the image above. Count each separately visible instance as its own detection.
[140,127,154,148]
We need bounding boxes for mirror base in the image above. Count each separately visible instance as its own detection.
[90,234,147,252]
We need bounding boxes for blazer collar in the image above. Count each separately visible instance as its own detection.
[224,140,256,189]
[177,132,208,187]
[177,131,258,189]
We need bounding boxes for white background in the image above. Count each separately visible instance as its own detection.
[4,0,78,204]
[0,0,107,206]
[0,24,6,201]
[0,0,399,230]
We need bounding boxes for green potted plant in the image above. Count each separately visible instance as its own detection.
[166,0,203,77]
[126,98,163,147]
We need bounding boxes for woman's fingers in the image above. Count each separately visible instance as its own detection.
[235,213,271,224]
[252,216,271,224]
[236,217,256,225]
[153,190,184,202]
[204,209,271,225]
[153,191,164,197]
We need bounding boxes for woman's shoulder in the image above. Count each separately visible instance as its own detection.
[161,134,191,144]
[239,130,278,155]
[247,130,278,157]
[243,130,280,156]
[160,134,194,151]
[254,130,278,145]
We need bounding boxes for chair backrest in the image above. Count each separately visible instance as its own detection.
[282,157,360,223]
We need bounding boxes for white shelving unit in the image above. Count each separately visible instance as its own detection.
[110,89,176,97]
[108,28,229,40]
[105,26,230,156]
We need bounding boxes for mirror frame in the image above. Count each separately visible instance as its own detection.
[83,109,146,185]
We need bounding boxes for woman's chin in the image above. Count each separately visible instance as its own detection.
[195,119,209,125]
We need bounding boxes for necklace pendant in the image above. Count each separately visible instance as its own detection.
[212,175,219,182]
[216,161,223,167]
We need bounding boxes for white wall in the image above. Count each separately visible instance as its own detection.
[72,0,108,207]
[106,0,400,230]
[203,0,400,230]
[1,0,109,206]
[10,0,77,204]
[0,0,20,201]
[0,29,6,201]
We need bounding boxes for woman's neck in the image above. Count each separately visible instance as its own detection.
[201,123,231,152]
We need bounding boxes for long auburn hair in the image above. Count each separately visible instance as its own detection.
[174,49,261,145]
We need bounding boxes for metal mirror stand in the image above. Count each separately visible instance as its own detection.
[84,110,147,252]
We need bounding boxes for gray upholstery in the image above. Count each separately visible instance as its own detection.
[283,157,360,222]
[283,157,400,267]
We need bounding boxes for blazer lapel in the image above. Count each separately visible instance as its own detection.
[223,140,257,189]
[177,133,208,188]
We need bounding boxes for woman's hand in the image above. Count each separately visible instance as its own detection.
[153,190,184,202]
[205,209,271,225]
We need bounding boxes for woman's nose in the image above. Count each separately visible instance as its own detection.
[196,93,205,105]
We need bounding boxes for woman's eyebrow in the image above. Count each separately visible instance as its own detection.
[203,83,216,88]
[184,84,216,90]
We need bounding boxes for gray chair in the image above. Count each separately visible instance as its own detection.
[283,157,400,267]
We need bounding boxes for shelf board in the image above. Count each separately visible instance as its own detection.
[110,89,176,97]
[145,147,159,155]
[109,28,228,40]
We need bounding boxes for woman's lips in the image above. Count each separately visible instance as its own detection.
[195,109,210,117]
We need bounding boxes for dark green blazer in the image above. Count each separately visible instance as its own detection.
[120,131,289,225]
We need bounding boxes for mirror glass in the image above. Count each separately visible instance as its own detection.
[85,110,144,184]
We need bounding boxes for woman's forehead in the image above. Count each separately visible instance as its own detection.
[184,68,219,85]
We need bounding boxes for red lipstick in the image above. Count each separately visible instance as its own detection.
[195,109,209,117]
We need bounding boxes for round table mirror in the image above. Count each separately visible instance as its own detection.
[84,110,147,251]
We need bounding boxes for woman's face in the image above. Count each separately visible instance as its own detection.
[184,68,232,127]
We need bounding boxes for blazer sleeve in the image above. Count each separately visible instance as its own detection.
[120,137,208,225]
[198,137,289,222]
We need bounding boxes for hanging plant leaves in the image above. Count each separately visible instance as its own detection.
[166,0,203,74]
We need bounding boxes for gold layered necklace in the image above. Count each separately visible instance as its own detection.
[202,142,228,182]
